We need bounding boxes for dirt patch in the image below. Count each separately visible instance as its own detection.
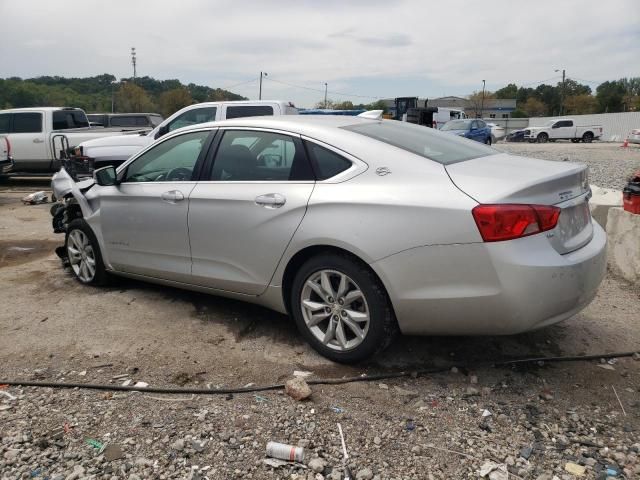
[0,239,60,268]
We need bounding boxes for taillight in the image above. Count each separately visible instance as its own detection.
[472,204,561,242]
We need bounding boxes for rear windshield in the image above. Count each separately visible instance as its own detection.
[53,109,89,129]
[343,120,494,165]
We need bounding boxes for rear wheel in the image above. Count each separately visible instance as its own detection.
[65,219,109,285]
[582,132,594,143]
[537,133,549,143]
[290,253,397,363]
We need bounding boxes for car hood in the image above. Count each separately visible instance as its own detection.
[79,132,151,148]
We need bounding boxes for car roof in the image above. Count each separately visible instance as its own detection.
[0,107,85,113]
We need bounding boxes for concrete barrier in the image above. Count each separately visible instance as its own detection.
[589,185,623,230]
[606,207,640,284]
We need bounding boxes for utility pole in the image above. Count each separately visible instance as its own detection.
[131,47,137,83]
[324,83,328,109]
[259,72,267,100]
[480,79,486,119]
[555,69,566,115]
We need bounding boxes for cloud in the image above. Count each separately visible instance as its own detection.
[0,0,638,107]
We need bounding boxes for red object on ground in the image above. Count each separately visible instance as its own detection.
[622,138,629,148]
[623,183,640,214]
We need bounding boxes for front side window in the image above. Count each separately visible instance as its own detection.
[168,107,217,132]
[210,130,312,181]
[12,113,43,133]
[225,105,274,120]
[52,110,89,129]
[123,130,210,182]
[305,142,352,180]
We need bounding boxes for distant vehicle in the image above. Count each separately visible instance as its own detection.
[52,116,605,363]
[486,123,506,143]
[392,97,466,128]
[0,135,12,174]
[87,113,163,129]
[71,100,299,171]
[628,128,640,144]
[505,129,526,142]
[0,107,135,175]
[441,119,492,145]
[524,119,603,143]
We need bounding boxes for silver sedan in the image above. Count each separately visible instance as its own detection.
[52,116,607,363]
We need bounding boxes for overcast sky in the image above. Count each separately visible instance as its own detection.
[1,0,638,107]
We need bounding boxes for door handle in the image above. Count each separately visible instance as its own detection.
[161,190,185,203]
[255,193,286,209]
[33,138,44,144]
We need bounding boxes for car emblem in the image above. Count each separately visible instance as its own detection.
[376,167,391,176]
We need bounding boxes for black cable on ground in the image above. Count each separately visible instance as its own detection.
[0,350,637,395]
[0,367,449,395]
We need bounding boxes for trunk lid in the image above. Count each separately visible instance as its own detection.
[446,153,592,254]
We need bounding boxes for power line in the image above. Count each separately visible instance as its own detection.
[220,78,257,90]
[519,75,562,87]
[265,77,381,99]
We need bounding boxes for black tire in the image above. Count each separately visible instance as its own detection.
[290,252,398,363]
[537,133,549,143]
[582,132,594,143]
[65,219,109,286]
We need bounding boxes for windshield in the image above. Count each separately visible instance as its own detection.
[441,120,471,131]
[545,120,556,126]
[343,120,494,165]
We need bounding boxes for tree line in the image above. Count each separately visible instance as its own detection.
[0,74,246,117]
[471,77,640,117]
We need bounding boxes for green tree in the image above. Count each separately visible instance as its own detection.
[159,88,193,117]
[522,97,546,117]
[495,83,518,99]
[115,83,156,113]
[596,81,627,112]
[564,94,598,115]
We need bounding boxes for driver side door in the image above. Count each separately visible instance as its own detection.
[99,129,215,281]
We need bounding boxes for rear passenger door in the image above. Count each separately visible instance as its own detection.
[188,128,314,294]
[8,112,49,170]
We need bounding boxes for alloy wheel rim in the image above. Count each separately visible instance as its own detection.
[67,230,96,283]
[300,269,370,352]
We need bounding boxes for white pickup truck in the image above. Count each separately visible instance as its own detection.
[0,107,147,175]
[524,119,603,143]
[72,100,299,171]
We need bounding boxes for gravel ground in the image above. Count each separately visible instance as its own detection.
[494,142,640,190]
[1,144,640,480]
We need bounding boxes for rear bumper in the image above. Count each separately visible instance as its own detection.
[371,222,607,335]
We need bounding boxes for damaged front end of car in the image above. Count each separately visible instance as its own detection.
[50,168,95,235]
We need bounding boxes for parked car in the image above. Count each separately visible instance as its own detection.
[0,107,136,174]
[524,119,603,143]
[505,129,527,142]
[87,113,163,129]
[441,119,493,144]
[486,122,506,143]
[628,128,640,144]
[71,100,298,171]
[52,116,606,363]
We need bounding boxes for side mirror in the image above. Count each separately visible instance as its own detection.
[155,124,169,139]
[94,165,118,186]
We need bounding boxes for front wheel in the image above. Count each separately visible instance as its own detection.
[65,219,109,285]
[290,253,397,363]
[537,133,549,143]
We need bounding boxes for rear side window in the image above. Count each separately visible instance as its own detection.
[0,114,9,133]
[343,120,494,165]
[13,113,43,133]
[305,142,352,180]
[52,110,89,129]
[225,105,274,119]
